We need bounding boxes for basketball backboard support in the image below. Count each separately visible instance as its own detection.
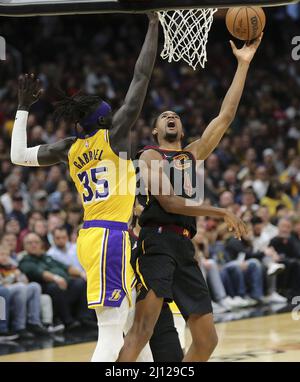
[0,0,298,16]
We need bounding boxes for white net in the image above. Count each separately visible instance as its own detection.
[158,8,218,70]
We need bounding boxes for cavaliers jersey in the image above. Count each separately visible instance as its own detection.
[137,146,197,237]
[68,129,136,223]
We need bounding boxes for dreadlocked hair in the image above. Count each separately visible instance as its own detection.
[53,91,103,126]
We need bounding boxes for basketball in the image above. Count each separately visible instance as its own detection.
[226,7,266,41]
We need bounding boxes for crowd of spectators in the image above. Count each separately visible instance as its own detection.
[1,6,300,340]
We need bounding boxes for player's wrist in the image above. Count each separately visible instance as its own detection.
[237,59,250,67]
[223,209,232,219]
[147,12,159,24]
[18,104,30,111]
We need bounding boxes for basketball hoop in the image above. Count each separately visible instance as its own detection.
[158,8,218,70]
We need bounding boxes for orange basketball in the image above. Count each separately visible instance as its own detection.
[226,7,266,41]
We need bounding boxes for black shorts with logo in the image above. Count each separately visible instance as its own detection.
[136,227,212,320]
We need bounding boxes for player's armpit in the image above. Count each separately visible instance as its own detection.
[184,112,232,160]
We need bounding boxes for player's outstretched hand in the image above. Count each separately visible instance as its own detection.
[224,210,247,240]
[147,11,159,24]
[230,33,263,65]
[18,73,43,110]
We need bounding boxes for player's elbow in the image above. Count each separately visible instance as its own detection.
[220,109,235,126]
[10,150,24,166]
[10,148,37,167]
[158,196,177,214]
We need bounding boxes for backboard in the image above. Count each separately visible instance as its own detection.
[0,0,298,16]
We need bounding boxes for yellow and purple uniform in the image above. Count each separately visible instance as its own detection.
[68,129,136,308]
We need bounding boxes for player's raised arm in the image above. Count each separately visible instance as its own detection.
[185,34,263,161]
[139,149,247,240]
[110,13,159,153]
[11,73,75,167]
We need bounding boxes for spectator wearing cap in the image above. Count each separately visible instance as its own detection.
[32,190,49,213]
[8,193,27,230]
[0,244,48,339]
[19,233,95,330]
[47,227,83,273]
[269,218,300,299]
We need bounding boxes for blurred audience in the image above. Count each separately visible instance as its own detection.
[0,244,48,339]
[47,227,83,272]
[19,233,95,331]
[0,10,300,338]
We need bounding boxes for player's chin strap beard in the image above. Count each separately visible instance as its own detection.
[165,132,179,143]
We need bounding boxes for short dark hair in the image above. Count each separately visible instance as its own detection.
[53,226,68,236]
[276,204,286,212]
[251,216,263,225]
[27,210,45,220]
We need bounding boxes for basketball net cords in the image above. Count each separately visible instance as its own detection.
[158,8,218,70]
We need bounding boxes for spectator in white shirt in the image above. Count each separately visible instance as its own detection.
[47,227,84,274]
[252,166,270,200]
[251,216,286,304]
[256,206,279,238]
